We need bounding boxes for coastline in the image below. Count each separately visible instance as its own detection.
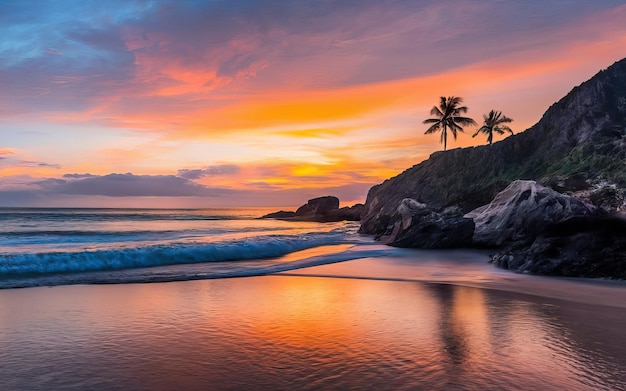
[2,239,625,308]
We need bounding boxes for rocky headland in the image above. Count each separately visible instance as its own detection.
[360,58,626,279]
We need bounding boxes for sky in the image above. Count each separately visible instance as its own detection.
[1,0,625,208]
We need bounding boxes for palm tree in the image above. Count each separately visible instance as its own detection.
[472,110,514,145]
[423,96,476,151]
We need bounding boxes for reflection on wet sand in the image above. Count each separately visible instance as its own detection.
[0,275,624,390]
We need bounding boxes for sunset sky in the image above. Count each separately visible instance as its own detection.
[1,0,625,207]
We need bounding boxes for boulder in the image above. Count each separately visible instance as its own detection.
[491,215,626,278]
[589,185,625,213]
[379,199,474,248]
[465,180,594,247]
[295,196,340,217]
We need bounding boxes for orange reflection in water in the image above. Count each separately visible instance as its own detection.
[1,276,625,390]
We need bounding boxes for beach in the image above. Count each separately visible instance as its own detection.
[2,252,625,391]
[283,247,626,309]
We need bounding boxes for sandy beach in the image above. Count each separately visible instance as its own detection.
[283,247,626,309]
[2,250,625,390]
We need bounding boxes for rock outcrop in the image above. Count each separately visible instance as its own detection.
[295,196,340,217]
[360,57,626,236]
[261,196,363,222]
[379,199,474,248]
[491,215,626,278]
[465,180,595,247]
[588,185,625,213]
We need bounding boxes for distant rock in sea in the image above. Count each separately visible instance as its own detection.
[261,210,297,219]
[295,196,340,217]
[262,196,363,222]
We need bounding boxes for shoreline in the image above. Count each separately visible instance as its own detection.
[279,252,626,309]
[3,243,624,309]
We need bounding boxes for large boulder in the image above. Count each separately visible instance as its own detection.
[379,199,474,248]
[491,215,626,278]
[295,196,340,217]
[465,180,595,247]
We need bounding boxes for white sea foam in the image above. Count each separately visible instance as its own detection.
[0,232,354,276]
[0,208,368,288]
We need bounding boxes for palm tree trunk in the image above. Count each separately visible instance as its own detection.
[443,125,447,151]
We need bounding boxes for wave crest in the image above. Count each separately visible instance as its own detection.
[0,232,348,277]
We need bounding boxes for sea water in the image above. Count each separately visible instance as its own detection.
[1,277,625,390]
[0,207,372,289]
[1,208,626,390]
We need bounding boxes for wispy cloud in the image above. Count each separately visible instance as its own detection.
[45,48,62,56]
[0,148,61,170]
[63,173,97,179]
[177,165,240,180]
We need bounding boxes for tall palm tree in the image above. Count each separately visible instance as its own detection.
[423,96,476,151]
[473,110,514,145]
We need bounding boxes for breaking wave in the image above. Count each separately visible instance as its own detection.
[0,232,352,278]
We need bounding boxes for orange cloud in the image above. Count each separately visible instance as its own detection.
[0,148,17,156]
[4,2,626,208]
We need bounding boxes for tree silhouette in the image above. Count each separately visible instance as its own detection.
[423,96,476,151]
[472,110,514,145]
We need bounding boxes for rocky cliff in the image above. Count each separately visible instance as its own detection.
[361,58,626,235]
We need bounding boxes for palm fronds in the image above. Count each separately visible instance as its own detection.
[423,96,476,151]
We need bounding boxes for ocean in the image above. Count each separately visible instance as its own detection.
[2,208,626,390]
[0,207,372,289]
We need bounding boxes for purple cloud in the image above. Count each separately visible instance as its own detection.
[37,162,61,169]
[177,165,240,180]
[63,173,97,179]
[0,155,60,169]
[39,173,231,197]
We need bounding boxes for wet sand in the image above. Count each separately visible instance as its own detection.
[2,249,626,390]
[281,247,626,308]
